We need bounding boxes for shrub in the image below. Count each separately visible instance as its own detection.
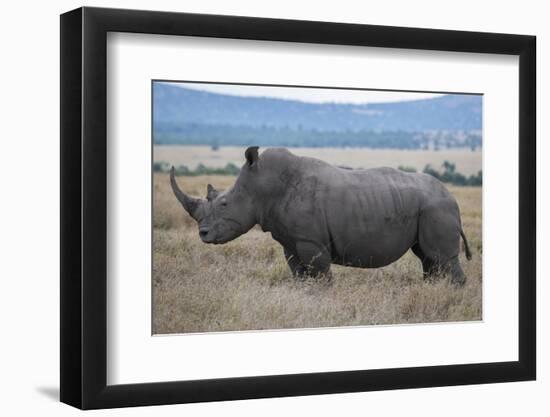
[423,161,482,186]
[153,161,170,172]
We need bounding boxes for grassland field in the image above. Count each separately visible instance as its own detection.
[153,163,482,334]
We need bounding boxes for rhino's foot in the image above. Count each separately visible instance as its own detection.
[294,273,334,293]
[421,258,467,287]
[293,269,333,285]
[447,257,467,287]
[411,243,467,287]
[311,271,333,286]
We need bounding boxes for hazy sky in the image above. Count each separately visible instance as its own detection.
[166,82,445,105]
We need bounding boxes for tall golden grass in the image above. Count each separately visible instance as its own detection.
[153,173,482,334]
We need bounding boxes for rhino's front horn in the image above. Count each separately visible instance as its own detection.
[170,167,201,219]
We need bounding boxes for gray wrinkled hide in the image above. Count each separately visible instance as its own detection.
[170,147,472,285]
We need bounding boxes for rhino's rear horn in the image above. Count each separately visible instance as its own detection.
[206,184,219,201]
[170,167,201,219]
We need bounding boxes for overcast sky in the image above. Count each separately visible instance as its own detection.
[165,82,445,105]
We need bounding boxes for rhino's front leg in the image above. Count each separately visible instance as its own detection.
[283,247,306,277]
[294,241,332,281]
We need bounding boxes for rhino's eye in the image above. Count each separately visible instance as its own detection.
[220,200,228,207]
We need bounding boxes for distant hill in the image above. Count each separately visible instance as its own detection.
[154,83,482,131]
[153,83,482,149]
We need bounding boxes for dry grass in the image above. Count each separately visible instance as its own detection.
[155,145,483,176]
[153,173,482,334]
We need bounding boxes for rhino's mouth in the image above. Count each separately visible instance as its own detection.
[200,236,215,244]
[199,221,241,244]
[199,226,226,244]
[201,235,229,245]
[199,232,217,244]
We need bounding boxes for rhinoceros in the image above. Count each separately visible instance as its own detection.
[170,147,472,285]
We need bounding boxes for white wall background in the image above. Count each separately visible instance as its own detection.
[0,0,545,415]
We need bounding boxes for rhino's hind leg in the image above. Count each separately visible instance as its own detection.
[411,243,437,279]
[416,206,467,286]
[446,256,467,286]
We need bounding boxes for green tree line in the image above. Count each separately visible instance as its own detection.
[154,123,482,151]
[156,160,481,186]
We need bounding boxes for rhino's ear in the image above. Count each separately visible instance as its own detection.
[245,146,259,167]
[206,184,219,201]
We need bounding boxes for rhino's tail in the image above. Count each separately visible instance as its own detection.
[460,229,472,261]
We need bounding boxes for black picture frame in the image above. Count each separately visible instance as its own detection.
[60,6,536,410]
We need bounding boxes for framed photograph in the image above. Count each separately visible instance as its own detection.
[60,7,536,409]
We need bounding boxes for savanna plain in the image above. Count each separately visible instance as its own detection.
[153,147,482,334]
